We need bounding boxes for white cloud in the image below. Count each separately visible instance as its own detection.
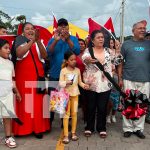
[30,13,52,27]
[0,0,149,36]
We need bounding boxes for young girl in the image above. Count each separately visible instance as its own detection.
[107,39,120,123]
[0,39,21,148]
[59,51,89,144]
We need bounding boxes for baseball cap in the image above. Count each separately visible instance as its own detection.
[57,18,68,26]
[145,31,150,37]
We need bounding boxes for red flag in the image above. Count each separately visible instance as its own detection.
[88,18,102,35]
[104,17,115,36]
[88,18,113,47]
[35,25,52,46]
[76,32,80,39]
[0,35,16,48]
[17,24,23,35]
[52,15,58,35]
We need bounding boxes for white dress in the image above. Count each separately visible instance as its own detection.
[0,56,15,117]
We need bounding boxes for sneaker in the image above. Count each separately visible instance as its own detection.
[107,116,111,123]
[5,137,17,148]
[124,131,132,138]
[134,130,145,139]
[111,115,117,123]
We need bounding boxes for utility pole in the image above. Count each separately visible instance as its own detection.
[120,0,125,44]
[120,12,122,42]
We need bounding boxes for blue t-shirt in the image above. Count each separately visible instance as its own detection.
[121,39,150,82]
[46,35,80,78]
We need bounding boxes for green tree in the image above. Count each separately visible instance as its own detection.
[0,10,26,34]
[16,15,26,23]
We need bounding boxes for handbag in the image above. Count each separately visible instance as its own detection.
[49,89,69,115]
[30,49,46,94]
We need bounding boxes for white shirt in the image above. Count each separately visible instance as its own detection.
[0,57,14,97]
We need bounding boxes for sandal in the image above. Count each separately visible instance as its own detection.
[71,133,79,141]
[99,131,107,138]
[84,130,92,137]
[62,136,69,144]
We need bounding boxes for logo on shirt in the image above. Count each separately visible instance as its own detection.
[134,47,145,52]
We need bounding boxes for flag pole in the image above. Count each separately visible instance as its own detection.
[101,25,116,40]
[120,0,125,44]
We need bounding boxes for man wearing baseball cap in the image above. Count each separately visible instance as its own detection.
[46,18,80,129]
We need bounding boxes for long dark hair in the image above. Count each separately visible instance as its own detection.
[62,51,74,68]
[109,38,115,49]
[0,39,9,49]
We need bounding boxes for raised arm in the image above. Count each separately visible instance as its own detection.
[16,40,33,58]
[48,29,61,53]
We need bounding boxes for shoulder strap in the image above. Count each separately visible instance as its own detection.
[88,46,126,98]
[30,49,39,77]
[11,39,17,67]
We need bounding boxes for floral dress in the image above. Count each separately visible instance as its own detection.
[82,47,123,93]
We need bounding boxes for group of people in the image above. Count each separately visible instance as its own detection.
[0,18,150,148]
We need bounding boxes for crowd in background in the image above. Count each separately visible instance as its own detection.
[0,18,150,148]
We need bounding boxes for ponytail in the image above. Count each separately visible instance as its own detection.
[61,60,67,68]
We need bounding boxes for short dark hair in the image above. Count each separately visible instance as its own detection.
[0,39,9,49]
[64,51,74,61]
[78,38,86,46]
[88,30,104,47]
[57,18,68,26]
[0,24,7,30]
[22,22,34,32]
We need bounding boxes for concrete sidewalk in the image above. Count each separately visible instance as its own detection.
[0,109,150,150]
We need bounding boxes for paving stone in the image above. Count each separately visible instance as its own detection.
[0,110,150,150]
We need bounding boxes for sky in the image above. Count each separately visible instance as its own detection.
[0,0,149,37]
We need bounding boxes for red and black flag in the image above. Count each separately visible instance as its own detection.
[104,17,116,38]
[88,18,116,47]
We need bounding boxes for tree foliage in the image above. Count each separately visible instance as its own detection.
[0,10,26,34]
